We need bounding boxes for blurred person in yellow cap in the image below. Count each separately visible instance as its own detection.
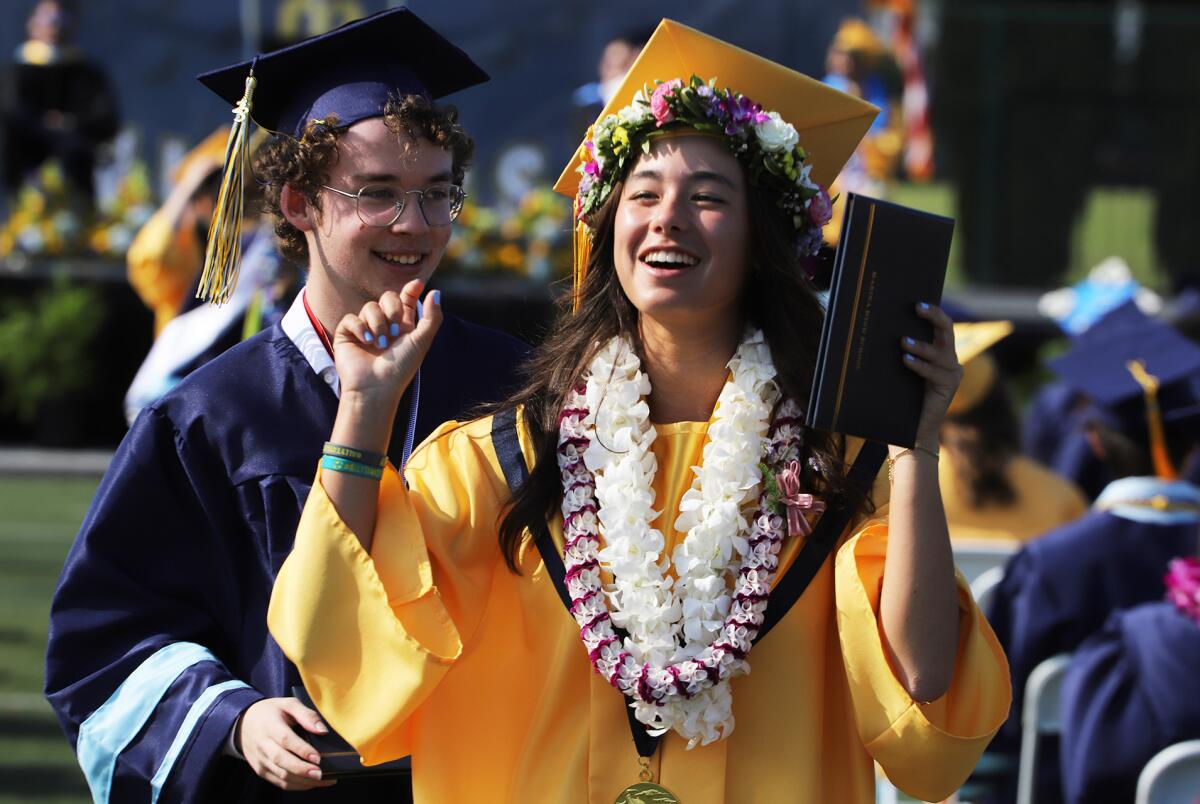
[821,18,904,246]
[269,19,1009,803]
[939,321,1087,545]
[126,128,231,336]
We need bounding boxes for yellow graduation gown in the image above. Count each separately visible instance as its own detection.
[269,413,1010,803]
[940,454,1088,545]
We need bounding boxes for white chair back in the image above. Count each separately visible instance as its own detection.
[1016,653,1072,804]
[953,540,1018,587]
[1135,739,1200,804]
[971,566,1006,616]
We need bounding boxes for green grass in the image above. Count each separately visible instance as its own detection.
[888,182,1163,290]
[0,476,97,802]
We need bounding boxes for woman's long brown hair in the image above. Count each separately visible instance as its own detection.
[490,171,869,572]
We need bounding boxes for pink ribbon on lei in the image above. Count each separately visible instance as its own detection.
[775,459,825,538]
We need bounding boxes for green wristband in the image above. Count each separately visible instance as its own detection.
[320,454,384,481]
[322,441,387,468]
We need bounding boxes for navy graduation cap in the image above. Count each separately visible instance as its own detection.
[197,7,488,137]
[193,7,487,304]
[1049,301,1200,477]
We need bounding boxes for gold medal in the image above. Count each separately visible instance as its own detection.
[614,781,679,803]
[615,758,679,803]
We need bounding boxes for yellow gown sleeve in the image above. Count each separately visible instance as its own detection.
[126,209,200,335]
[834,518,1012,802]
[268,419,506,765]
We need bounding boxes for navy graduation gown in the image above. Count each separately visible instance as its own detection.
[45,314,528,803]
[1059,602,1200,804]
[984,497,1200,804]
[1021,382,1110,501]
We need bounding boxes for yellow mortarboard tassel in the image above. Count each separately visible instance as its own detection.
[572,218,592,314]
[1126,359,1178,481]
[197,66,257,305]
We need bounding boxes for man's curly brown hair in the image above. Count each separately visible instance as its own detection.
[253,94,474,265]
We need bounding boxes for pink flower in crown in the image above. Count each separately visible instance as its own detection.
[650,79,683,127]
[808,185,833,227]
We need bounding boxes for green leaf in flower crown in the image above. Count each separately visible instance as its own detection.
[679,90,707,120]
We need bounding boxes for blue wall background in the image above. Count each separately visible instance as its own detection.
[2,0,859,200]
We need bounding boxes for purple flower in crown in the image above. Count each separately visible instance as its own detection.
[650,79,683,127]
[584,159,601,177]
[727,95,768,135]
[796,225,824,258]
[807,185,833,227]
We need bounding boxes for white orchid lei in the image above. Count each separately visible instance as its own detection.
[575,75,834,257]
[556,330,821,747]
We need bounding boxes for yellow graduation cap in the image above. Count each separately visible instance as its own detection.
[948,321,1014,416]
[553,19,878,307]
[555,20,877,198]
[832,19,885,56]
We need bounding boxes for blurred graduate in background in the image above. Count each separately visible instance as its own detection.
[123,128,298,422]
[1024,259,1167,500]
[986,300,1200,804]
[0,0,119,206]
[820,17,903,246]
[939,321,1087,546]
[1057,556,1200,804]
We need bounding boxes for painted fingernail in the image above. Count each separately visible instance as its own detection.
[390,323,400,337]
[309,769,322,779]
[904,353,916,362]
[363,331,374,343]
[377,335,388,348]
[903,337,916,347]
[432,289,442,305]
[918,301,931,312]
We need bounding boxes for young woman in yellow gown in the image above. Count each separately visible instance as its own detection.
[268,21,1010,803]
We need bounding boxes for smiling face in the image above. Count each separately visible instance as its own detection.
[612,135,752,331]
[304,117,454,308]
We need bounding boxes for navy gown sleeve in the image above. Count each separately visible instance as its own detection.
[986,547,1071,753]
[45,405,263,804]
[1059,603,1200,804]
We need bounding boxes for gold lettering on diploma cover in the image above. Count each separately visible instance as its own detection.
[853,271,878,373]
[831,204,876,429]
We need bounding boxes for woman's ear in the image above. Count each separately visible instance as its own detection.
[280,184,315,232]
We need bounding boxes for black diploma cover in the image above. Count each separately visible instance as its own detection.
[806,192,954,448]
[289,686,411,779]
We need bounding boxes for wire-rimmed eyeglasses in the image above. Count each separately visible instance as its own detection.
[320,183,466,227]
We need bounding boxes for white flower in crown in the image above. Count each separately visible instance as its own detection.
[753,111,800,153]
[618,89,653,126]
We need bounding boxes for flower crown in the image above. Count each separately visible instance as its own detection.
[575,75,833,256]
[1165,556,1200,625]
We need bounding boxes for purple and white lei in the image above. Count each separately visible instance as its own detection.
[556,330,814,747]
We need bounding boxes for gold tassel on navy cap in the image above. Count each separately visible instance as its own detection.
[1126,359,1178,481]
[197,63,257,305]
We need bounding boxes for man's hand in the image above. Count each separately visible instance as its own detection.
[236,697,337,791]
